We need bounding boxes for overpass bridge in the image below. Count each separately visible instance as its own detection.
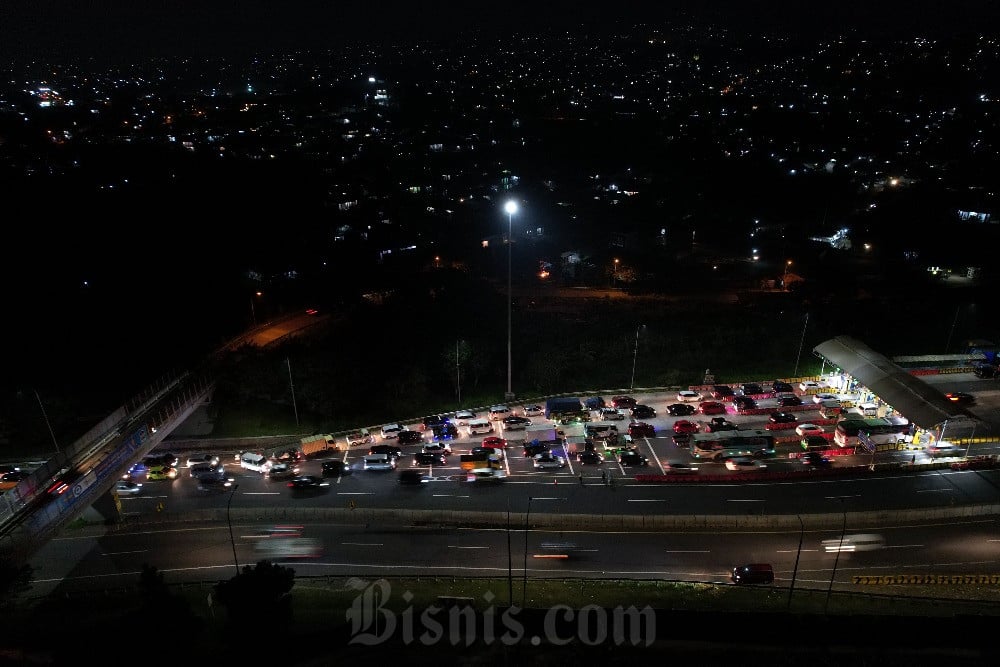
[0,309,330,569]
[0,372,214,568]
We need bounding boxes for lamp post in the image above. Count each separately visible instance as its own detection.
[522,496,532,608]
[504,200,518,402]
[613,258,619,288]
[793,312,809,376]
[782,260,792,290]
[227,484,241,575]
[630,324,644,391]
[249,291,262,326]
[787,514,805,610]
[825,503,848,614]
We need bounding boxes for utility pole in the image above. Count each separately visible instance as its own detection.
[287,358,299,427]
[35,390,60,454]
[794,312,809,376]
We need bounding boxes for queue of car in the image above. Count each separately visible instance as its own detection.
[120,378,963,500]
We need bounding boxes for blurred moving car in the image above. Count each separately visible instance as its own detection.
[522,404,544,417]
[725,457,766,471]
[398,469,428,485]
[322,460,351,476]
[114,480,143,496]
[663,462,697,474]
[800,452,832,466]
[711,385,735,399]
[267,462,299,480]
[822,533,885,553]
[480,436,508,452]
[577,450,605,465]
[795,423,824,437]
[363,454,397,471]
[453,409,477,425]
[777,394,803,407]
[733,396,758,412]
[740,383,764,396]
[186,453,220,467]
[432,423,461,440]
[465,468,506,483]
[944,392,975,405]
[286,475,329,491]
[197,476,233,492]
[677,390,703,402]
[523,443,550,457]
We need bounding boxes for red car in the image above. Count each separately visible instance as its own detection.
[480,436,508,451]
[627,421,655,438]
[698,401,727,415]
[673,419,700,435]
[611,395,637,410]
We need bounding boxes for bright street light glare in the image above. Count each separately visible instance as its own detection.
[504,201,518,215]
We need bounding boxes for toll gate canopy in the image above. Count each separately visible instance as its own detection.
[813,336,974,431]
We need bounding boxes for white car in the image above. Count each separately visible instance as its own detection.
[677,390,703,402]
[795,423,825,437]
[186,453,219,467]
[488,405,511,421]
[812,392,839,404]
[422,442,453,456]
[799,380,825,392]
[453,410,477,425]
[521,404,544,417]
[533,453,566,469]
[114,480,143,496]
[465,468,507,483]
[598,407,626,420]
[380,423,404,439]
[725,457,766,472]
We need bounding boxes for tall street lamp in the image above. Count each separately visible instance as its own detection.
[782,260,792,290]
[613,258,619,288]
[227,484,241,575]
[250,291,262,326]
[630,324,645,391]
[504,200,518,402]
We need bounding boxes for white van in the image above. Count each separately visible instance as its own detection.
[363,453,396,471]
[467,418,493,436]
[488,405,511,421]
[584,422,619,439]
[239,452,271,473]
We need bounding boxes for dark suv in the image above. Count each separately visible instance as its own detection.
[711,385,735,400]
[741,383,764,396]
[397,430,424,445]
[421,415,448,431]
[413,452,447,466]
[770,381,794,395]
[369,444,403,459]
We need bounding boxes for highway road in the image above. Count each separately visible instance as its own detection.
[30,512,1000,603]
[22,375,1000,600]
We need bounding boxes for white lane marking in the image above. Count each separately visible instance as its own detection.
[916,489,953,493]
[341,542,383,546]
[432,494,470,498]
[627,499,667,502]
[448,546,489,549]
[665,550,710,553]
[727,499,765,502]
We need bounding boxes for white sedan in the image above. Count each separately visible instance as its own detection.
[533,453,566,469]
[725,457,766,471]
[114,480,143,496]
[799,380,825,392]
[677,390,703,402]
[521,404,544,417]
[812,392,839,404]
[795,423,825,437]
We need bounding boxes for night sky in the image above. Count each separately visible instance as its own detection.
[3,1,998,60]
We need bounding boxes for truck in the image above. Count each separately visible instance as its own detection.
[459,453,502,471]
[544,397,586,421]
[300,434,338,458]
[524,423,560,445]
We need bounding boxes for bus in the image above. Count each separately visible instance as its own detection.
[833,418,910,448]
[691,429,776,460]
